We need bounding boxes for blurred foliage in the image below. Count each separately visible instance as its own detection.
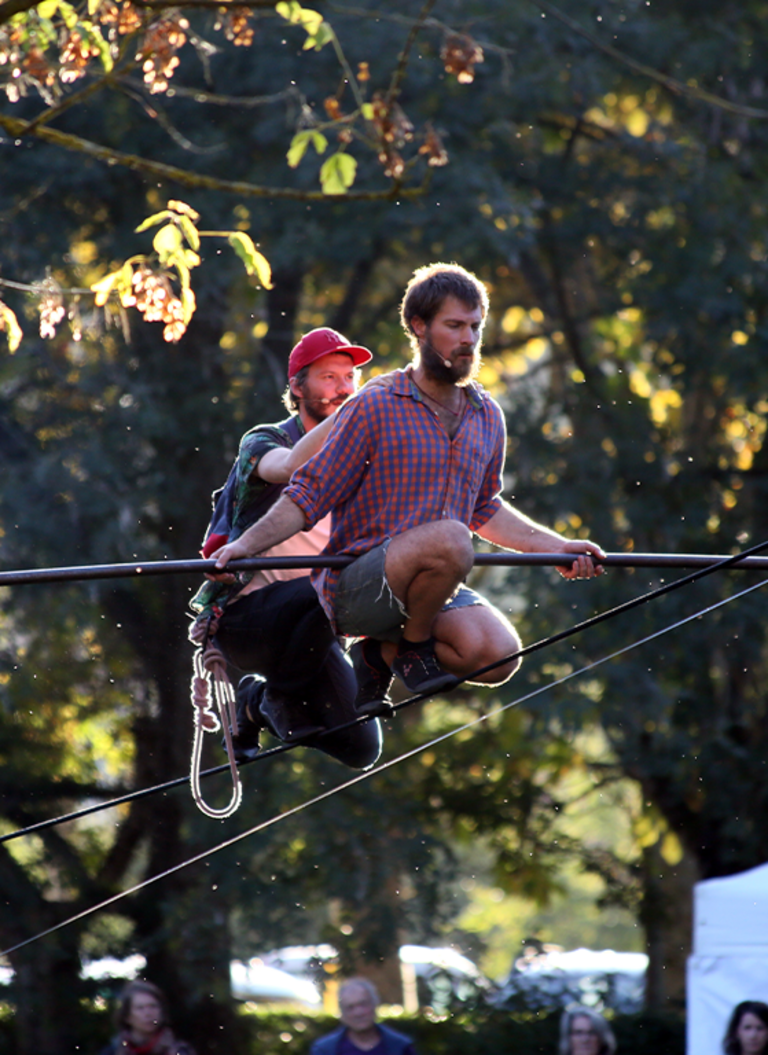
[3,0,768,1050]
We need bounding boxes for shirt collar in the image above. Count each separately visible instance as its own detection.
[395,365,485,411]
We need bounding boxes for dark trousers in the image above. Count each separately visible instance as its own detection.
[214,578,381,769]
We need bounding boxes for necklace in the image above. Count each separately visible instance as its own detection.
[411,376,466,417]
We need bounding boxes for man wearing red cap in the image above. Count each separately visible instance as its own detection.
[212,264,604,712]
[190,327,381,766]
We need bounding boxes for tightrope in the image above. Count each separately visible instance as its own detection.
[1,550,768,586]
[3,573,766,958]
[3,538,768,843]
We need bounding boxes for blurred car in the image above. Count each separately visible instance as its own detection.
[230,958,322,1005]
[491,946,647,1014]
[261,943,494,1012]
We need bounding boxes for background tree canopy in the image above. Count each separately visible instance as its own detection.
[2,1,768,1053]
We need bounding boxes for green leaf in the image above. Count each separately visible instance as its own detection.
[181,286,196,324]
[303,20,333,51]
[0,303,23,353]
[287,130,328,168]
[319,152,357,195]
[311,130,329,154]
[228,233,272,288]
[275,1,301,23]
[36,0,59,17]
[177,215,200,251]
[83,22,113,73]
[174,258,190,292]
[361,103,374,120]
[135,210,172,234]
[57,0,79,28]
[287,131,312,169]
[153,223,183,264]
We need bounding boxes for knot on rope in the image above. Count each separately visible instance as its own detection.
[191,672,219,732]
[189,641,242,819]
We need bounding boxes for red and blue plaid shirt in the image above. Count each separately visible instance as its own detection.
[284,367,506,628]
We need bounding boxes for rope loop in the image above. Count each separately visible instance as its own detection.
[189,644,242,819]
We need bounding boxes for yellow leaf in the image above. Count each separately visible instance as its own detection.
[0,303,23,353]
[168,199,200,221]
[303,21,333,50]
[153,223,183,264]
[228,233,272,288]
[181,286,196,324]
[57,0,78,28]
[135,210,172,234]
[660,831,684,866]
[37,0,59,17]
[177,214,200,251]
[90,269,122,306]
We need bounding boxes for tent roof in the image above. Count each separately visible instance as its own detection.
[694,861,768,955]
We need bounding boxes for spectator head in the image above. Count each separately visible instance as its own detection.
[723,1001,768,1055]
[558,1006,617,1055]
[115,980,168,1035]
[338,978,379,1034]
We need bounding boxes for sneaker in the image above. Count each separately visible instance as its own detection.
[392,637,457,695]
[226,675,265,763]
[350,639,395,717]
[258,685,325,743]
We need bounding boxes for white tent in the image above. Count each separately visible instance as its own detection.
[687,861,768,1054]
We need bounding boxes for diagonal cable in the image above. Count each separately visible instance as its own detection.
[3,537,768,844]
[2,574,766,958]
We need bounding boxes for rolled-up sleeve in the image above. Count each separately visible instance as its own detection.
[284,395,374,527]
[469,402,505,532]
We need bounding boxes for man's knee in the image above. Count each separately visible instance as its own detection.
[434,605,522,684]
[387,519,474,580]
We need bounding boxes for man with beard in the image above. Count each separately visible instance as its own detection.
[191,327,382,764]
[212,264,605,712]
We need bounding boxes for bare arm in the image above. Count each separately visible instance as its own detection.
[256,414,337,483]
[211,494,307,570]
[476,500,605,579]
[256,376,395,483]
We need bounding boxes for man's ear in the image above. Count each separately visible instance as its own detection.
[289,377,303,402]
[411,315,426,339]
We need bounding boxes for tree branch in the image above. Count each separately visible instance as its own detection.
[385,0,438,107]
[0,0,41,26]
[531,0,768,121]
[0,112,425,200]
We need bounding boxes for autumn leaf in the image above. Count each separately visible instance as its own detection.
[0,301,23,353]
[228,233,272,288]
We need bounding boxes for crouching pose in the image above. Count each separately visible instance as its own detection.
[190,327,381,768]
[213,264,605,721]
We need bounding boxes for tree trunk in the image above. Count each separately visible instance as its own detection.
[640,837,699,1013]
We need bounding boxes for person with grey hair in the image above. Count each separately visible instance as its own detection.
[309,978,416,1055]
[558,1006,617,1055]
[98,980,195,1055]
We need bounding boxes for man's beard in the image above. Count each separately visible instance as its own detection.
[300,393,347,425]
[420,336,481,386]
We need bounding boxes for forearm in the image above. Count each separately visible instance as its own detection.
[476,501,568,552]
[257,415,336,483]
[213,495,307,567]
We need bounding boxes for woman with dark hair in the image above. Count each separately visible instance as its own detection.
[558,1006,617,1055]
[98,980,196,1055]
[723,1002,768,1055]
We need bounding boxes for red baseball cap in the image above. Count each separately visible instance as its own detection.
[288,327,373,379]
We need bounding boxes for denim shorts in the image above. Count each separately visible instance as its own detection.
[334,539,487,642]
